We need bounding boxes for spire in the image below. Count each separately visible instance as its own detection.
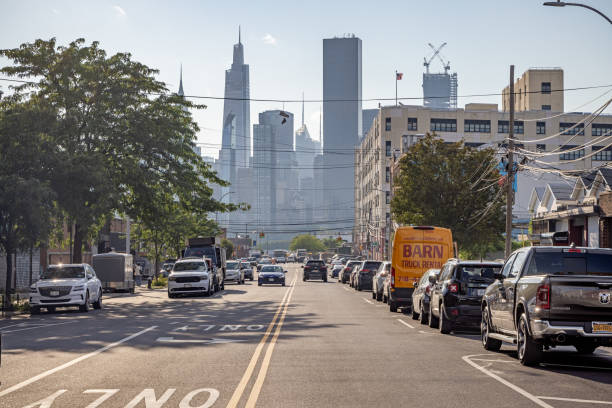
[239,25,241,44]
[178,64,184,97]
[232,26,244,66]
[301,92,305,128]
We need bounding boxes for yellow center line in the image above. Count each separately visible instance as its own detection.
[244,281,296,408]
[225,274,297,408]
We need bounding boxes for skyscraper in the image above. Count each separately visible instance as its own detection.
[322,35,362,237]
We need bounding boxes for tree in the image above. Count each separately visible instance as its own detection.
[1,38,235,262]
[289,234,325,252]
[322,236,340,249]
[391,134,505,256]
[221,239,234,259]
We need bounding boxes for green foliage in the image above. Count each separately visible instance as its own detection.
[391,133,505,255]
[321,236,340,249]
[289,234,325,252]
[151,276,167,288]
[1,38,236,263]
[221,238,234,259]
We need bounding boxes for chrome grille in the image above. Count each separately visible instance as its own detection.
[39,286,72,297]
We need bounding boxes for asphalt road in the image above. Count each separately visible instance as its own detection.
[1,263,611,407]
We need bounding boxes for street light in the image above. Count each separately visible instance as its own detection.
[543,1,612,24]
[215,191,236,224]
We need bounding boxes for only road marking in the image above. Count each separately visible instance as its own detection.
[156,337,246,344]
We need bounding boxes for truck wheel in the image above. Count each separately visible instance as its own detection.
[439,304,452,334]
[481,308,502,351]
[575,344,598,354]
[428,302,439,328]
[93,290,103,310]
[419,302,428,325]
[517,314,542,366]
[79,292,90,313]
[389,301,398,313]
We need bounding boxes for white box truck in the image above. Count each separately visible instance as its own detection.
[93,252,134,293]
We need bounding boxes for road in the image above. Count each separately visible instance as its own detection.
[1,263,611,407]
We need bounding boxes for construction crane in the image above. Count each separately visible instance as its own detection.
[423,42,450,74]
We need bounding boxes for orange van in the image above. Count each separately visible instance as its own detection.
[388,226,453,312]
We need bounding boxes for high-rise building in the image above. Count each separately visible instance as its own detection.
[322,35,362,239]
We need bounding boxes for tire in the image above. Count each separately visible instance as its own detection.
[221,280,225,290]
[30,306,41,315]
[411,306,419,321]
[481,308,502,351]
[282,281,286,287]
[389,300,398,313]
[372,291,376,299]
[357,282,362,291]
[167,291,174,298]
[439,304,452,334]
[250,276,253,281]
[79,292,90,313]
[575,344,598,354]
[517,314,542,366]
[93,290,103,310]
[419,302,428,325]
[428,301,439,328]
[323,277,327,282]
[258,282,262,286]
[376,291,382,302]
[303,276,307,282]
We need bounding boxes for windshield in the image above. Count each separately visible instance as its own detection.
[162,263,174,271]
[184,246,216,261]
[261,266,283,273]
[226,262,239,269]
[41,266,85,279]
[241,262,251,269]
[362,261,382,271]
[173,262,207,272]
[457,265,501,281]
[528,252,612,276]
[307,260,324,266]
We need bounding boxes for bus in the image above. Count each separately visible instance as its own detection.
[388,226,453,313]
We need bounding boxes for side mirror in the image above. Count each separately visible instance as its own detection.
[284,270,288,274]
[428,275,437,284]
[494,272,504,281]
[301,265,304,268]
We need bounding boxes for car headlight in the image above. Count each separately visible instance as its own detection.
[30,285,37,293]
[200,274,209,281]
[72,285,85,291]
[168,276,176,281]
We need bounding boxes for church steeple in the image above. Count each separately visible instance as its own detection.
[178,64,184,97]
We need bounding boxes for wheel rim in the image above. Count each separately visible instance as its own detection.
[517,318,526,360]
[481,315,488,346]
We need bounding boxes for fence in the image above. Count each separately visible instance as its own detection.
[0,292,30,317]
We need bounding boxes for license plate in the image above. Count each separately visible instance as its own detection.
[268,278,275,282]
[50,290,59,296]
[184,284,191,288]
[592,322,612,333]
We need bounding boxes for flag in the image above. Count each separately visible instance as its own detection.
[396,72,403,80]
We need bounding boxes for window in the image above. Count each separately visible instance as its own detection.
[440,264,453,281]
[509,251,528,278]
[592,124,612,137]
[536,144,546,152]
[385,141,391,157]
[541,82,551,94]
[430,118,457,132]
[464,119,491,133]
[465,142,484,148]
[542,105,551,111]
[560,122,584,136]
[536,122,546,135]
[501,254,517,278]
[386,191,390,204]
[592,146,612,161]
[407,117,417,131]
[559,145,585,161]
[385,117,391,131]
[497,120,524,134]
[385,166,390,183]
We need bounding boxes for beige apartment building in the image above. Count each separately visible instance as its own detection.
[354,68,612,259]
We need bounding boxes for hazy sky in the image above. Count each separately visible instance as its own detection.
[2,0,611,158]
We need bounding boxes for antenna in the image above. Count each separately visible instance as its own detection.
[238,25,241,44]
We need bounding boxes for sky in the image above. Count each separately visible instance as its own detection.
[2,0,611,159]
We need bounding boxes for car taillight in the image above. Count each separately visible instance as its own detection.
[536,283,550,309]
[449,283,459,293]
[425,286,431,295]
[305,266,311,271]
[391,266,395,287]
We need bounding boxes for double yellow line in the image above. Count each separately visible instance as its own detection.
[226,275,298,408]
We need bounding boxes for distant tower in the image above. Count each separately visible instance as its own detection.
[422,43,458,109]
[178,64,184,97]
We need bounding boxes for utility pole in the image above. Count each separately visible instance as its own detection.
[505,65,515,259]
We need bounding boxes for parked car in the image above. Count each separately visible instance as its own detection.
[429,259,503,333]
[225,261,245,284]
[168,258,213,298]
[372,261,391,301]
[354,260,382,291]
[257,258,272,271]
[481,246,612,366]
[258,265,287,286]
[411,268,440,324]
[241,261,254,280]
[340,260,362,284]
[302,259,327,282]
[287,255,296,263]
[330,264,344,279]
[349,262,363,288]
[30,264,103,314]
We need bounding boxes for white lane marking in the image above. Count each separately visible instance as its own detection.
[0,325,157,398]
[83,389,120,408]
[397,319,415,329]
[22,389,67,407]
[462,354,553,408]
[362,298,374,305]
[537,396,612,405]
[156,337,246,344]
[342,287,350,292]
[539,362,612,371]
[419,330,433,334]
[469,358,516,363]
[179,388,219,408]
[1,321,76,334]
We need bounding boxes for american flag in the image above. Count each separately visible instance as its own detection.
[396,72,403,80]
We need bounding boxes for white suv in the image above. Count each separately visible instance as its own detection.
[168,259,212,298]
[30,264,103,314]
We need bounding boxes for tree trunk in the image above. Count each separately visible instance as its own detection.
[154,231,159,279]
[4,250,13,310]
[73,223,83,263]
[29,245,33,286]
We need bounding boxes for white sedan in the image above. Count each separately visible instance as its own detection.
[30,264,103,314]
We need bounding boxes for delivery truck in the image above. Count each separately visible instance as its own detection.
[93,252,135,293]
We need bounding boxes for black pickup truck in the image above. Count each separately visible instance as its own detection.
[481,246,612,366]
